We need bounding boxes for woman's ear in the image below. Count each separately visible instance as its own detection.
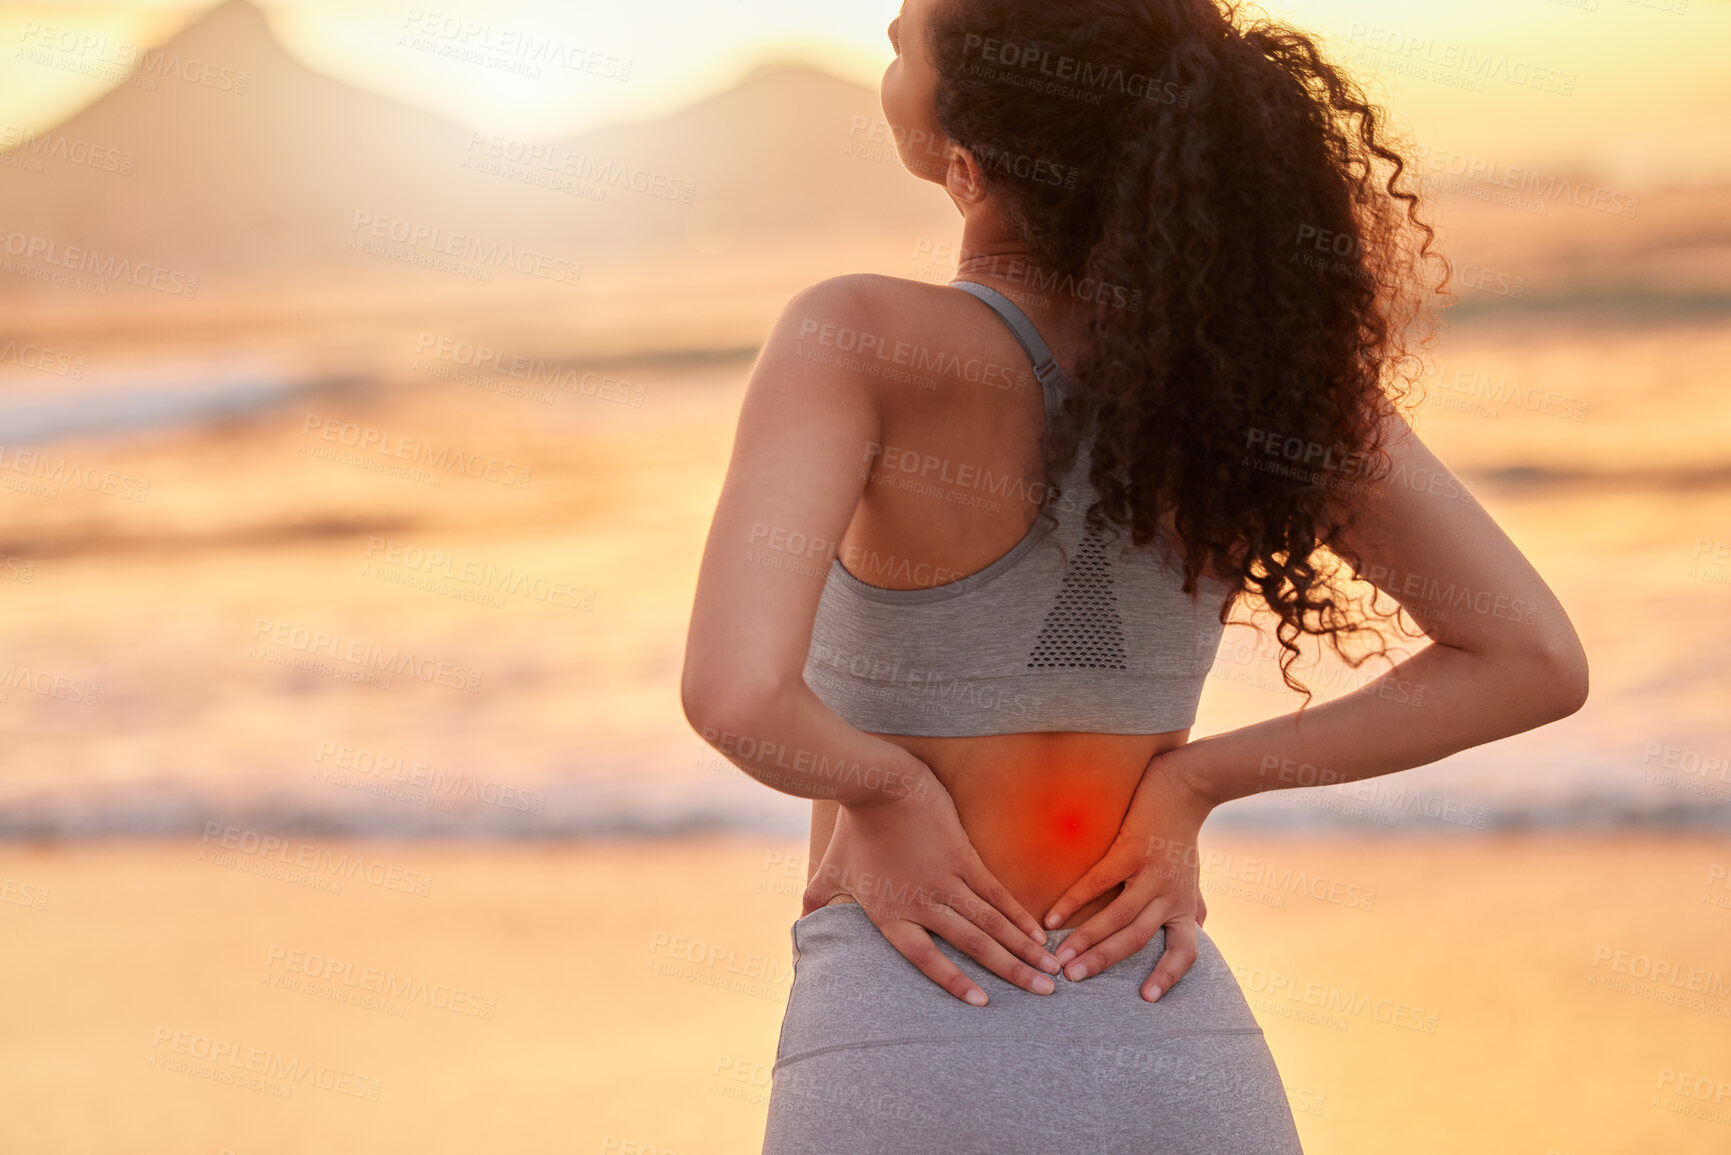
[944,145,988,205]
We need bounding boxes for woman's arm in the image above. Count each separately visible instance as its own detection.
[1044,412,1588,986]
[1170,410,1588,807]
[681,276,1061,1003]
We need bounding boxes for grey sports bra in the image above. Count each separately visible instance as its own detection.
[802,280,1231,737]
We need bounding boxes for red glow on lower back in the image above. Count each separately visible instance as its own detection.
[1051,808,1089,842]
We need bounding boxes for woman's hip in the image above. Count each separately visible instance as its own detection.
[763,901,1302,1154]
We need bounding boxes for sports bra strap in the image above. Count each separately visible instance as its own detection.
[950,280,1069,411]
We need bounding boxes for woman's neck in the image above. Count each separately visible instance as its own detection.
[952,245,1087,333]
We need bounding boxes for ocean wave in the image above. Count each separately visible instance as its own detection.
[1472,463,1731,490]
[1,780,1724,839]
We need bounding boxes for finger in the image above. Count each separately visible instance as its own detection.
[1056,877,1169,978]
[922,903,1057,997]
[1043,845,1138,931]
[874,918,991,1006]
[942,882,1061,976]
[1051,869,1154,970]
[1140,916,1199,1002]
[1064,895,1175,984]
[958,859,1049,948]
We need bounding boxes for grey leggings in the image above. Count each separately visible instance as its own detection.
[762,902,1303,1154]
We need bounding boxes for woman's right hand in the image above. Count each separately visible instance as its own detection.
[803,774,1063,1005]
[1040,748,1216,1001]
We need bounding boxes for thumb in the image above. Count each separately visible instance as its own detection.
[1042,842,1135,930]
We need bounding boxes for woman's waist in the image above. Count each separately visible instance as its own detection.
[881,729,1187,929]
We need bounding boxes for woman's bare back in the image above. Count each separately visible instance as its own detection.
[796,274,1192,929]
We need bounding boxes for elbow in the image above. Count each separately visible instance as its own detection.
[679,667,732,744]
[680,661,787,747]
[1532,633,1590,722]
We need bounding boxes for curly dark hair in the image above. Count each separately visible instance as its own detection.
[927,0,1448,699]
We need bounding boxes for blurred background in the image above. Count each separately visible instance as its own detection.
[0,0,1727,1151]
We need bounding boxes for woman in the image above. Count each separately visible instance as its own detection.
[683,0,1589,1149]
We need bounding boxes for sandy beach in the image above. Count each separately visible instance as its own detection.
[2,834,1728,1153]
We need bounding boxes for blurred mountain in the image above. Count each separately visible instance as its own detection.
[0,0,952,355]
[0,0,1725,358]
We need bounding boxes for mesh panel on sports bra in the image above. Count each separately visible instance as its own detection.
[1026,525,1129,670]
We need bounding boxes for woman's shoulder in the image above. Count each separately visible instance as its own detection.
[779,273,962,333]
[762,273,1006,391]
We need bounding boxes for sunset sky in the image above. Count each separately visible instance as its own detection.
[2,0,1729,184]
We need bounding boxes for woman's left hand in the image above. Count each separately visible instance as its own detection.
[1039,747,1217,1001]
